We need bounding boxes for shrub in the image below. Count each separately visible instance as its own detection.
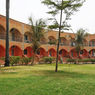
[10,56,20,66]
[67,58,95,64]
[21,57,32,65]
[77,59,95,63]
[48,41,56,45]
[66,59,76,63]
[90,59,95,62]
[43,57,54,64]
[0,57,5,61]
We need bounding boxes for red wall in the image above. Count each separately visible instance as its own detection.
[0,45,5,57]
[9,46,22,56]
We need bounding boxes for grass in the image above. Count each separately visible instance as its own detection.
[0,64,95,95]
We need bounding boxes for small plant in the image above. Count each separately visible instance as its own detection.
[67,59,76,63]
[10,56,20,66]
[21,57,32,65]
[66,58,95,64]
[0,57,5,61]
[48,41,56,45]
[43,57,54,64]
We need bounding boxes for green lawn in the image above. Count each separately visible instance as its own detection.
[0,64,95,95]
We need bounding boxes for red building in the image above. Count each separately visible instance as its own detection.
[0,15,95,61]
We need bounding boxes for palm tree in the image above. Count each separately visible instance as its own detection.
[29,17,46,64]
[5,0,10,66]
[42,0,85,72]
[75,28,88,57]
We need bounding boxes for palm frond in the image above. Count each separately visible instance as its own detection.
[29,17,47,53]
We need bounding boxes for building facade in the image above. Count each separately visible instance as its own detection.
[0,15,95,61]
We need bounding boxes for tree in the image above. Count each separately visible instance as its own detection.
[29,17,46,64]
[42,0,85,72]
[75,28,88,57]
[5,0,10,66]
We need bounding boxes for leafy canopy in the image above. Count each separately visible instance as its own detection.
[42,0,85,30]
[29,17,47,53]
[75,28,88,47]
[75,28,88,56]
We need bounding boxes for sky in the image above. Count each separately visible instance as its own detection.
[0,0,94,34]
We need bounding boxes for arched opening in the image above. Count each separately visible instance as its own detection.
[80,49,88,58]
[37,48,47,57]
[10,28,22,42]
[40,37,47,44]
[24,47,34,57]
[0,25,6,40]
[9,45,22,56]
[83,39,88,46]
[70,38,76,46]
[24,32,32,43]
[59,49,68,57]
[89,39,95,47]
[48,36,56,45]
[48,48,56,57]
[0,45,5,57]
[60,37,67,46]
[89,49,95,57]
[70,49,77,58]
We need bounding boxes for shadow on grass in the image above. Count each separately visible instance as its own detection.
[31,70,95,79]
[0,65,95,79]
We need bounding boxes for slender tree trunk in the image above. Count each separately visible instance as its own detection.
[31,51,36,65]
[55,0,63,72]
[31,54,35,65]
[5,0,10,66]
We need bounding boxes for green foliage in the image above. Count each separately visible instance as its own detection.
[90,59,95,62]
[29,17,47,64]
[10,56,20,66]
[43,57,54,64]
[42,0,85,72]
[42,0,85,30]
[21,57,32,65]
[48,41,56,45]
[67,58,95,64]
[29,17,46,53]
[75,28,88,56]
[66,58,76,62]
[0,57,5,61]
[75,28,88,45]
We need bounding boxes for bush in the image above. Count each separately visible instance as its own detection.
[21,57,32,65]
[43,57,54,64]
[78,59,95,63]
[66,59,76,63]
[48,41,56,45]
[90,59,95,62]
[0,57,5,61]
[67,58,95,64]
[10,56,20,66]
